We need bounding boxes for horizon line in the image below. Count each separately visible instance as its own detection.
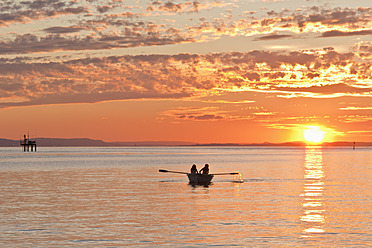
[1,137,370,147]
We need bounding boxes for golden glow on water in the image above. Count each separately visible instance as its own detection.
[0,147,370,246]
[303,227,325,234]
[301,147,326,237]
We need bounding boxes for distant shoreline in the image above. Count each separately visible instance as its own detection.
[1,138,371,147]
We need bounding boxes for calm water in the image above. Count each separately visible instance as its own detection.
[0,146,371,247]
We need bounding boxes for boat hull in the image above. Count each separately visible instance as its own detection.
[187,174,213,185]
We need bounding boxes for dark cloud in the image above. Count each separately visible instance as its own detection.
[160,106,228,121]
[146,1,204,14]
[194,114,224,120]
[160,2,183,13]
[321,30,372,37]
[97,5,112,13]
[307,72,320,79]
[43,26,84,34]
[4,91,190,108]
[0,82,23,91]
[232,6,372,39]
[0,1,88,26]
[353,42,372,59]
[0,32,193,54]
[242,72,260,81]
[294,7,372,29]
[223,50,317,68]
[254,34,293,41]
[0,34,112,54]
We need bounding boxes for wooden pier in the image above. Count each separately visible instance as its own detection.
[20,134,37,152]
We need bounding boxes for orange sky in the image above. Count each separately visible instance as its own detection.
[0,0,371,143]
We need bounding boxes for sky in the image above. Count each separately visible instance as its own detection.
[0,0,371,144]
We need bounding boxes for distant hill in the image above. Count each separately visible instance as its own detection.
[107,141,195,146]
[0,138,195,147]
[0,138,19,147]
[35,138,107,147]
[0,138,371,147]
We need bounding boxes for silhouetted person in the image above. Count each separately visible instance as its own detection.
[190,164,198,174]
[199,164,209,175]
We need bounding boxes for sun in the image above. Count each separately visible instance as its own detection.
[303,126,325,143]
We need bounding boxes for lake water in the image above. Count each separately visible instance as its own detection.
[0,146,371,247]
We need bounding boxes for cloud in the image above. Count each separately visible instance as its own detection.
[0,34,111,54]
[0,46,371,108]
[340,106,372,110]
[160,104,257,122]
[1,3,371,56]
[321,30,372,37]
[160,107,227,121]
[0,1,88,27]
[43,26,85,34]
[254,34,293,41]
[274,83,372,95]
[146,1,230,14]
[201,99,255,104]
[187,6,372,41]
[0,82,23,95]
[0,31,194,54]
[284,6,372,30]
[194,114,224,120]
[253,112,276,116]
[0,1,197,54]
[339,115,372,123]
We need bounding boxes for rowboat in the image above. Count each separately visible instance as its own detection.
[187,173,214,185]
[159,169,240,185]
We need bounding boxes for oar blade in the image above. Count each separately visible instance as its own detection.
[212,172,240,176]
[159,169,169,173]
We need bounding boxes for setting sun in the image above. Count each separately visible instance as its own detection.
[303,126,325,143]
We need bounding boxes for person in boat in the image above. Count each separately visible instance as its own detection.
[190,164,198,174]
[199,164,209,175]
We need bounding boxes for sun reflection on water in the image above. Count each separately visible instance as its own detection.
[301,146,326,238]
[233,173,244,183]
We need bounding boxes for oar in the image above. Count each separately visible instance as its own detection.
[159,169,189,175]
[159,169,239,176]
[211,172,239,176]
